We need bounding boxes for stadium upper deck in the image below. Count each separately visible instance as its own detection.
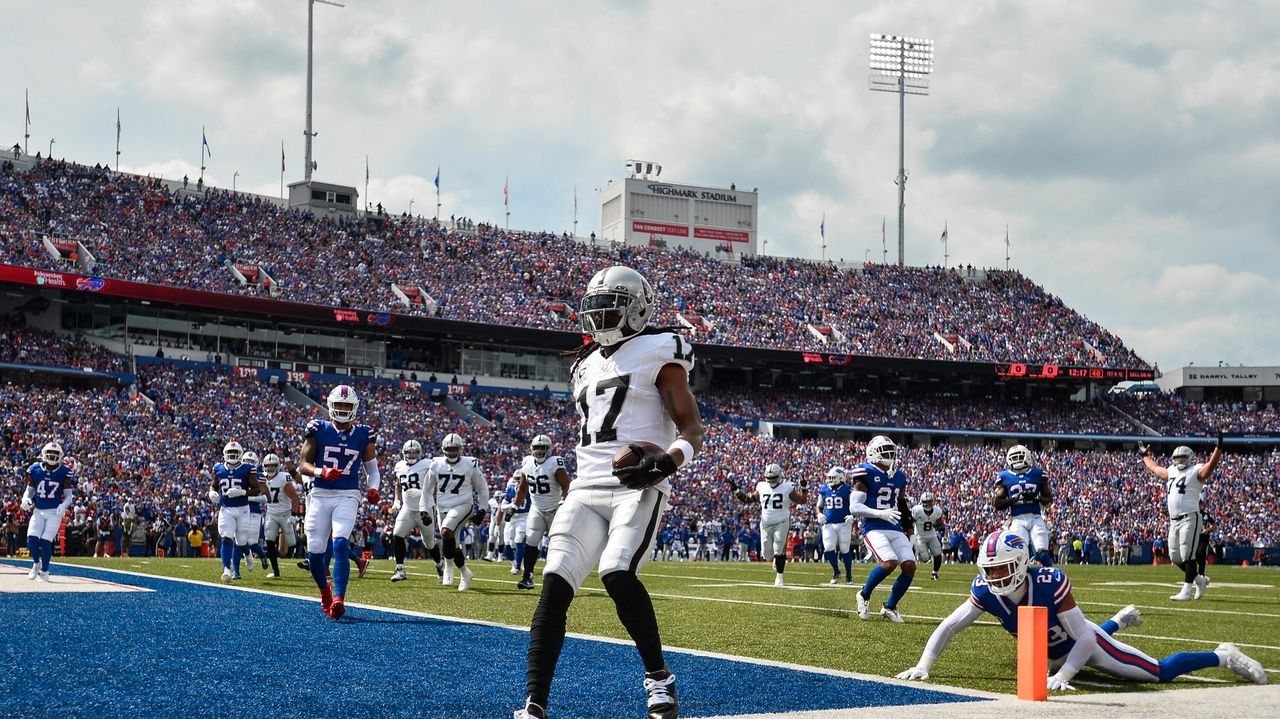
[0,157,1148,369]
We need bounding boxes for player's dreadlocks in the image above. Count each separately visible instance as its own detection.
[564,326,684,376]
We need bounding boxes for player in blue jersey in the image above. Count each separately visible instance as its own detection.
[992,444,1055,566]
[241,451,269,573]
[297,385,381,620]
[816,466,855,584]
[897,529,1268,688]
[208,441,261,582]
[22,442,76,582]
[504,474,532,576]
[848,436,916,623]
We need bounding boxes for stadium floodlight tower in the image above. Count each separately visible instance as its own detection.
[304,0,344,182]
[869,33,933,267]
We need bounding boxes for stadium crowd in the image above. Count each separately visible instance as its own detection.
[0,158,1147,367]
[2,362,1275,565]
[704,386,1141,435]
[0,321,126,373]
[1110,392,1280,435]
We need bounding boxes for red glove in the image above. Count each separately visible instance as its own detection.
[318,467,342,482]
[366,488,380,504]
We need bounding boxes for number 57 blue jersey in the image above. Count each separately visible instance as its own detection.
[306,419,376,491]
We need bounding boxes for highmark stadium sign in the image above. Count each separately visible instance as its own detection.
[645,183,744,203]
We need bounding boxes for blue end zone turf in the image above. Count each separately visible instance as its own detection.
[0,562,986,718]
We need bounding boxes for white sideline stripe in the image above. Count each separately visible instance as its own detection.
[37,562,999,701]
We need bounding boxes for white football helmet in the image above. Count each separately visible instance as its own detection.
[326,384,359,424]
[976,530,1031,597]
[262,453,282,475]
[223,441,244,467]
[402,440,423,463]
[441,433,464,463]
[764,463,784,486]
[579,266,655,346]
[920,491,935,510]
[826,466,846,486]
[866,435,897,471]
[1006,444,1032,472]
[241,451,259,470]
[41,442,64,467]
[1171,446,1194,470]
[531,434,552,461]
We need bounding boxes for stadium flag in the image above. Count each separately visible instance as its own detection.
[504,176,509,207]
[820,212,825,239]
[434,166,440,190]
[365,155,370,182]
[25,88,30,125]
[281,142,286,172]
[116,108,121,144]
[202,127,211,158]
[939,223,947,243]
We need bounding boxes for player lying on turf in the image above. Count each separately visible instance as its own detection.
[896,530,1268,689]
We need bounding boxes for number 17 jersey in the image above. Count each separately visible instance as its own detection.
[571,331,695,490]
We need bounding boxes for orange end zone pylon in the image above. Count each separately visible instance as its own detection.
[1017,605,1048,701]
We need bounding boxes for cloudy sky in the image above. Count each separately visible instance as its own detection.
[4,1,1278,371]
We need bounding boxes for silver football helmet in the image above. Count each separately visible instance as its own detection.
[402,440,423,463]
[1006,444,1032,472]
[1172,446,1194,470]
[763,463,784,487]
[441,433,464,463]
[531,434,552,461]
[262,453,282,475]
[920,491,935,510]
[579,266,655,346]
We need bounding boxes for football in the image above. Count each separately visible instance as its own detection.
[611,441,666,471]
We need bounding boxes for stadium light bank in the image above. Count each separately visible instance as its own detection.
[869,33,933,267]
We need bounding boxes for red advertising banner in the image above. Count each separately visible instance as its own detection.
[631,221,689,237]
[692,227,750,243]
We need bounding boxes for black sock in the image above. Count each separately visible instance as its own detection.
[442,536,456,560]
[933,555,942,574]
[393,536,407,565]
[527,572,575,710]
[455,551,466,568]
[1183,558,1198,584]
[428,545,441,563]
[773,555,785,574]
[523,544,541,575]
[601,571,666,674]
[266,541,279,574]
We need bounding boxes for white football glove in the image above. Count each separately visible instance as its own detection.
[207,489,221,504]
[391,499,402,513]
[896,666,929,681]
[817,514,827,525]
[876,508,901,524]
[843,514,855,524]
[224,488,247,499]
[20,497,34,512]
[1046,675,1076,691]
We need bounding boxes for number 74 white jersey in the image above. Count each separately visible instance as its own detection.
[427,456,487,511]
[518,454,566,511]
[571,331,696,490]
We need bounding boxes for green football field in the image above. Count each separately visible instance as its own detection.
[62,556,1279,695]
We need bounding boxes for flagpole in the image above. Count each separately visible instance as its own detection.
[200,125,206,183]
[882,216,887,264]
[820,211,826,261]
[115,107,121,172]
[435,167,441,220]
[573,185,578,237]
[504,175,510,230]
[24,88,30,155]
[364,154,369,213]
[1005,224,1010,270]
[943,220,949,267]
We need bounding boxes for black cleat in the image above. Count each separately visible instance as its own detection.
[644,668,679,719]
[517,573,535,590]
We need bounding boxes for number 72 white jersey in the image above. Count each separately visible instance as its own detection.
[427,456,487,511]
[756,480,797,525]
[571,331,695,490]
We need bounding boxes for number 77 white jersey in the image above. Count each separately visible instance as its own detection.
[571,331,695,490]
[427,456,487,511]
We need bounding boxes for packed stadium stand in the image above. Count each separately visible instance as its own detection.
[0,158,1147,366]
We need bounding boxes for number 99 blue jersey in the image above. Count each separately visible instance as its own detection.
[306,419,376,491]
[819,482,852,524]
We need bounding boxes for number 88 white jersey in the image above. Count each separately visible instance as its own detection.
[571,331,695,490]
[520,454,566,511]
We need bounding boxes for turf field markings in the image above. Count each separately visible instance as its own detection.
[43,561,1001,703]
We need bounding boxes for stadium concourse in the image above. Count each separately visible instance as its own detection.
[0,157,1149,366]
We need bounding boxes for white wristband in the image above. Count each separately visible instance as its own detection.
[311,467,325,478]
[666,439,695,468]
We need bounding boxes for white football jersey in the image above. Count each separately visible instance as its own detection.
[427,456,487,511]
[571,331,696,490]
[911,504,945,539]
[518,454,566,511]
[264,471,294,516]
[394,457,433,512]
[755,479,797,525]
[1166,462,1205,517]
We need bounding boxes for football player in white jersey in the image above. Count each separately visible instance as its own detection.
[729,463,808,586]
[261,453,301,577]
[911,492,945,581]
[426,433,488,591]
[390,440,444,582]
[1140,433,1223,601]
[513,435,571,590]
[516,266,702,719]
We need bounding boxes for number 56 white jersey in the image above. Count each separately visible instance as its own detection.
[571,331,695,490]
